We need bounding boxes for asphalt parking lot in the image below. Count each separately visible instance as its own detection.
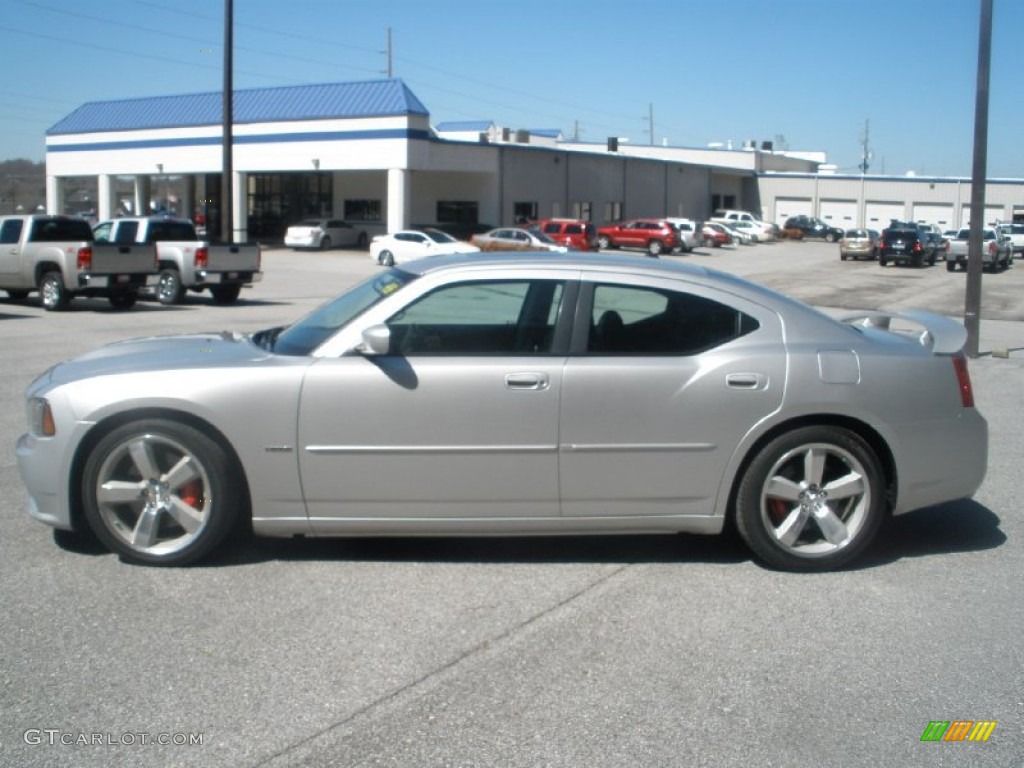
[1,239,1022,767]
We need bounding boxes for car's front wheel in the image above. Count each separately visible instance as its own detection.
[379,250,395,267]
[598,235,612,250]
[735,426,885,571]
[81,419,241,566]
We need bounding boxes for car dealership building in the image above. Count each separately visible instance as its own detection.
[45,78,1024,241]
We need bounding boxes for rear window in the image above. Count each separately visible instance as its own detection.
[148,220,199,241]
[29,217,93,242]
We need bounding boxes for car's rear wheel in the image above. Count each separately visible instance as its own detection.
[81,419,241,566]
[879,254,888,266]
[946,260,957,272]
[210,284,242,304]
[157,268,186,305]
[647,240,663,257]
[735,426,885,571]
[319,236,332,250]
[357,232,368,249]
[39,270,70,311]
[379,250,395,267]
[108,292,137,310]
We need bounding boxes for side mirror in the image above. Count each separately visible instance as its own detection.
[357,324,391,356]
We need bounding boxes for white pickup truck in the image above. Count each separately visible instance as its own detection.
[945,227,1013,272]
[0,214,157,310]
[93,217,262,305]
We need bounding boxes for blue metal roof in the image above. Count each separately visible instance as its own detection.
[529,128,562,139]
[435,121,494,132]
[48,79,430,135]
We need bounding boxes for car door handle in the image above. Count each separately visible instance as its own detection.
[726,372,768,390]
[505,372,549,391]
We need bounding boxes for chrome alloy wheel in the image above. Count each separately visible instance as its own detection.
[93,433,212,557]
[759,442,870,559]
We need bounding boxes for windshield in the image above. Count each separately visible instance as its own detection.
[424,229,457,244]
[268,269,415,355]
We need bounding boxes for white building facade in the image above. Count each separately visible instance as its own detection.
[45,79,1024,242]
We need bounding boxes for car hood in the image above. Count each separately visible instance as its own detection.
[40,332,273,387]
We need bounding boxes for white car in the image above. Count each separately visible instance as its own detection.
[284,219,368,250]
[719,222,756,245]
[729,219,778,242]
[370,228,480,266]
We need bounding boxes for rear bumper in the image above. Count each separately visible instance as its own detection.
[77,272,158,293]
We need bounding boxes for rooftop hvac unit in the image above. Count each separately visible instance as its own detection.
[501,127,511,141]
[761,140,774,151]
[607,136,619,152]
[514,129,530,143]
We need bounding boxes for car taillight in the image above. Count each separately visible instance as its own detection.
[952,353,974,408]
[76,246,92,270]
[194,247,208,268]
[987,241,996,255]
[913,242,922,253]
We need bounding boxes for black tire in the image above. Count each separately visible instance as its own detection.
[210,284,242,304]
[825,232,836,243]
[5,289,29,301]
[108,292,137,310]
[840,253,847,261]
[81,418,242,566]
[157,268,186,305]
[647,240,663,257]
[319,236,332,251]
[379,250,395,267]
[946,260,956,272]
[38,270,70,311]
[735,425,886,571]
[598,235,612,250]
[878,254,888,267]
[357,232,368,249]
[928,253,937,267]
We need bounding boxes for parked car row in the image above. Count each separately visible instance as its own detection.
[0,214,262,310]
[836,221,1015,273]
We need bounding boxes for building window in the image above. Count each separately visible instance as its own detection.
[513,201,538,224]
[572,202,593,221]
[437,201,479,225]
[604,202,622,222]
[344,199,382,222]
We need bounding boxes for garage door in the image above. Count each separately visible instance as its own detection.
[819,199,858,229]
[865,201,905,230]
[959,205,1005,228]
[913,204,955,229]
[774,197,812,226]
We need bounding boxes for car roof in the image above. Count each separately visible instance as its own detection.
[393,251,842,331]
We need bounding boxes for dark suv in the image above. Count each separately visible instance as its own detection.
[783,215,844,242]
[879,221,938,267]
[597,219,680,256]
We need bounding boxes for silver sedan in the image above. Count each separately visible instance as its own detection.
[16,253,987,570]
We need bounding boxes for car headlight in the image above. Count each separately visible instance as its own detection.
[28,397,56,437]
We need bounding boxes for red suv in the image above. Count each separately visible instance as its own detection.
[536,218,598,251]
[597,219,680,256]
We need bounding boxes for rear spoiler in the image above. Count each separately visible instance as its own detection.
[840,310,966,354]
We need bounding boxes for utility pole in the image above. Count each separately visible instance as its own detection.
[648,103,654,146]
[385,27,392,78]
[858,119,871,174]
[964,0,993,358]
[220,0,234,244]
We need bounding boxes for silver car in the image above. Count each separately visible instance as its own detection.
[16,254,987,570]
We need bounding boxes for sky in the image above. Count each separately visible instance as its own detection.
[1,0,1021,177]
